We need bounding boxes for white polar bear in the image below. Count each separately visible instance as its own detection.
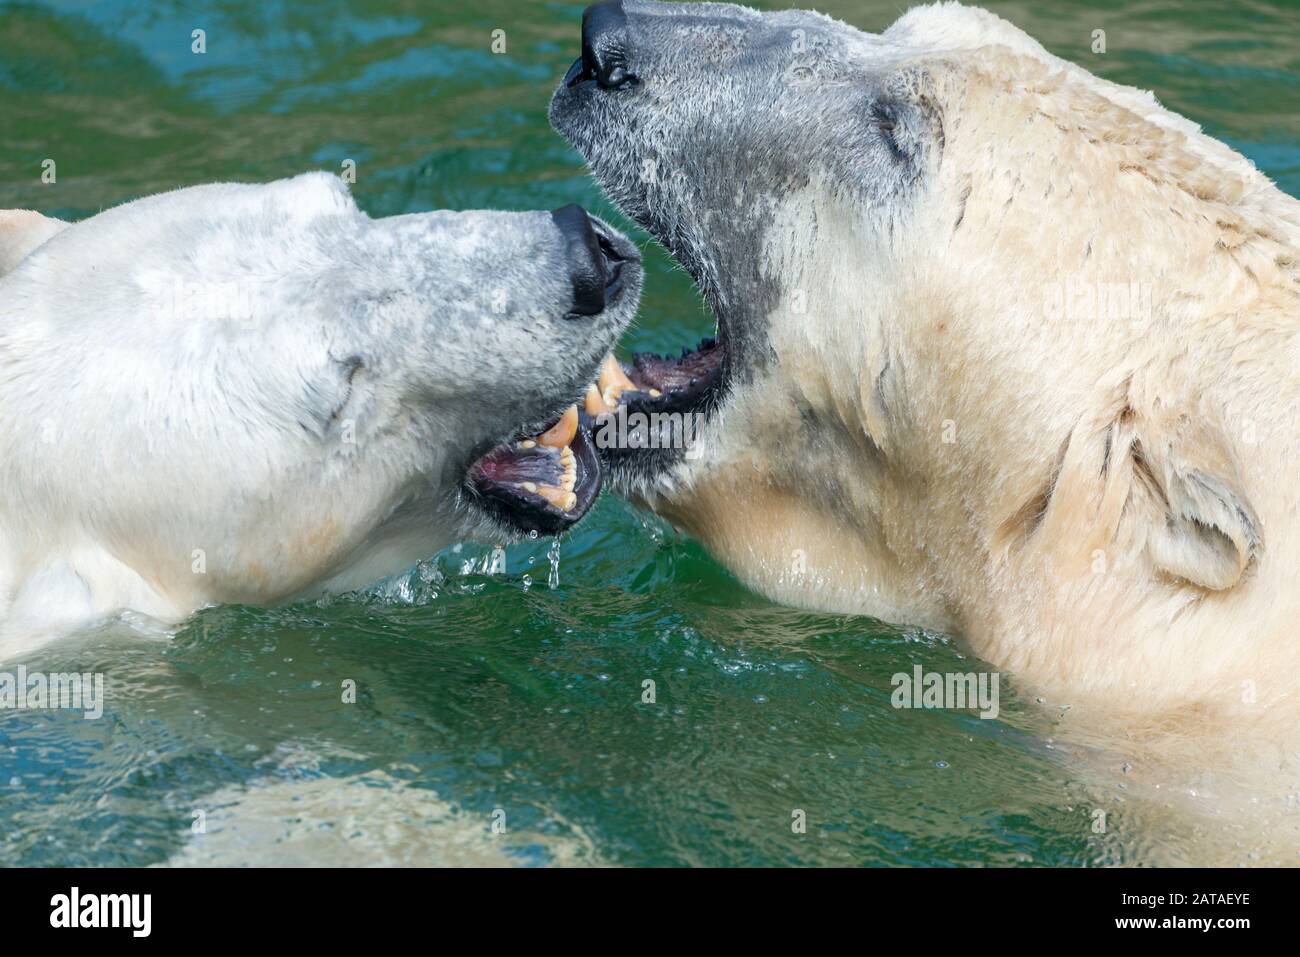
[0,173,642,655]
[551,2,1300,741]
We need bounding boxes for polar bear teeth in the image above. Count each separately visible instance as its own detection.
[559,446,577,491]
[585,354,663,415]
[537,404,578,448]
[537,485,578,512]
[582,339,723,427]
[509,405,580,512]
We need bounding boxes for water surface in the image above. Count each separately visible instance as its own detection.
[0,0,1296,866]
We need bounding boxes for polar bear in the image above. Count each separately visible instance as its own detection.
[0,173,642,654]
[551,2,1300,737]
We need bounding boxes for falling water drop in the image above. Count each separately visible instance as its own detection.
[547,538,562,589]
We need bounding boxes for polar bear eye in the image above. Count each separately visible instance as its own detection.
[327,355,365,424]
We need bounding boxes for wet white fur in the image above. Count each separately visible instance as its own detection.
[0,174,634,655]
[587,5,1300,751]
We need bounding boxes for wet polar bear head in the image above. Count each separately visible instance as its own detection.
[552,2,1300,725]
[0,173,642,650]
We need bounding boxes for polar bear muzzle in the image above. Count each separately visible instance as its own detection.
[466,206,639,535]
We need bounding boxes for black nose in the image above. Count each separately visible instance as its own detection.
[565,0,638,90]
[552,204,612,316]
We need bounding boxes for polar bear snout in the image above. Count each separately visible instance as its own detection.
[551,203,638,317]
[564,1,637,91]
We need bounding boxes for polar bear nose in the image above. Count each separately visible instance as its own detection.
[552,204,624,317]
[568,0,638,90]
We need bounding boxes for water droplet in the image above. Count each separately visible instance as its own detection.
[547,539,562,589]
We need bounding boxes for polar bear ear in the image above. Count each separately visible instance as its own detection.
[0,209,67,276]
[862,71,945,182]
[1136,420,1261,590]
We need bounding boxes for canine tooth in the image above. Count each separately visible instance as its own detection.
[585,383,613,415]
[538,485,577,511]
[520,481,538,494]
[598,355,637,395]
[598,354,640,406]
[538,405,578,448]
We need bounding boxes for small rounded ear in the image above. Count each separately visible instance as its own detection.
[861,70,945,182]
[0,209,67,276]
[1138,421,1260,590]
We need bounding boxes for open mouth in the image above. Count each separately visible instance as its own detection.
[468,405,603,535]
[466,211,639,536]
[467,334,725,534]
[582,342,725,431]
[548,7,733,482]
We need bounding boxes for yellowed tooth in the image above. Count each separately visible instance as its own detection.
[585,383,613,415]
[520,439,536,449]
[520,481,538,494]
[599,355,637,394]
[537,484,577,512]
[538,404,578,448]
[648,388,662,398]
[598,355,638,407]
[560,473,576,492]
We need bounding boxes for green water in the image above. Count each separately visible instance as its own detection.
[0,0,1296,866]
